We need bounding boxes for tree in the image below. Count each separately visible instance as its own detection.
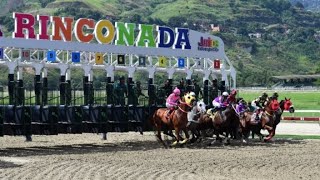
[131,14,142,24]
[295,2,304,9]
[168,16,187,27]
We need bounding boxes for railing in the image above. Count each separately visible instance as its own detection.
[238,86,320,91]
[282,110,320,122]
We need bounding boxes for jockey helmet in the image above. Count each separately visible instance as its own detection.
[261,92,268,98]
[231,89,237,95]
[273,91,279,98]
[173,88,180,96]
[222,92,229,96]
[189,92,196,97]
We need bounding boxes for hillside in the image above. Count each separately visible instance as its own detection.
[0,0,320,88]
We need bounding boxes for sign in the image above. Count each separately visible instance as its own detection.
[117,54,125,65]
[72,52,80,63]
[47,50,56,62]
[95,53,103,64]
[21,49,30,60]
[159,56,167,67]
[195,59,203,68]
[0,48,3,59]
[178,58,185,68]
[138,56,146,66]
[12,12,191,50]
[213,59,220,69]
[198,37,219,52]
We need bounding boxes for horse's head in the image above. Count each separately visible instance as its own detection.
[196,100,206,113]
[183,93,197,107]
[281,97,295,113]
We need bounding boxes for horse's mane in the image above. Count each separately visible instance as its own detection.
[279,100,285,109]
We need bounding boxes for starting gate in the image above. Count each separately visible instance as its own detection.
[0,12,236,140]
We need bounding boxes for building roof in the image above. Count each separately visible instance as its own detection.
[272,74,320,80]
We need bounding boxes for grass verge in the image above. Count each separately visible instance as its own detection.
[275,134,320,140]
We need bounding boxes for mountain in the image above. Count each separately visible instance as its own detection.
[0,0,320,87]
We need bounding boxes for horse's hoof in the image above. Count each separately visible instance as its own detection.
[180,139,188,144]
[171,141,178,146]
[242,139,248,144]
[264,137,272,142]
[209,140,217,146]
[224,139,231,145]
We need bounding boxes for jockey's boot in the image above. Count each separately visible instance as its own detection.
[219,110,223,118]
[166,109,173,121]
[255,113,259,121]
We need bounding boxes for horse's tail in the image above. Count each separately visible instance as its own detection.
[148,110,156,127]
[147,108,160,129]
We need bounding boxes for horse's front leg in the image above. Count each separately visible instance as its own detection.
[224,130,231,145]
[210,130,222,146]
[263,125,274,141]
[171,128,181,146]
[180,129,189,144]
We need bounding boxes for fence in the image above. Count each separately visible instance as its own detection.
[282,110,320,121]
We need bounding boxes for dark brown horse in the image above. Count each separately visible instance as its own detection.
[188,111,213,143]
[188,103,240,144]
[211,104,240,144]
[151,93,196,147]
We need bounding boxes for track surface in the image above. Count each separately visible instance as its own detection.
[0,122,319,180]
[276,121,320,135]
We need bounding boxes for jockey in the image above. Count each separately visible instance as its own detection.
[251,96,263,122]
[227,89,237,104]
[260,92,269,105]
[212,91,229,111]
[271,91,279,100]
[187,91,198,126]
[236,99,246,115]
[165,87,181,120]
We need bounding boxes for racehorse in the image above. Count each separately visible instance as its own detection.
[187,100,207,142]
[151,93,196,147]
[240,100,279,141]
[266,97,294,141]
[188,102,240,145]
[211,104,240,144]
[252,99,278,141]
[240,98,288,142]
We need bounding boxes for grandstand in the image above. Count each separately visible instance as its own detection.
[272,74,320,89]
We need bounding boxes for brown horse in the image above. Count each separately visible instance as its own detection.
[151,93,196,147]
[267,98,294,140]
[240,99,282,142]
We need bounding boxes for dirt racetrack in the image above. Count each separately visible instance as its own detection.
[0,132,320,180]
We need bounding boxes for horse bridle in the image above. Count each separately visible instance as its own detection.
[178,100,194,114]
